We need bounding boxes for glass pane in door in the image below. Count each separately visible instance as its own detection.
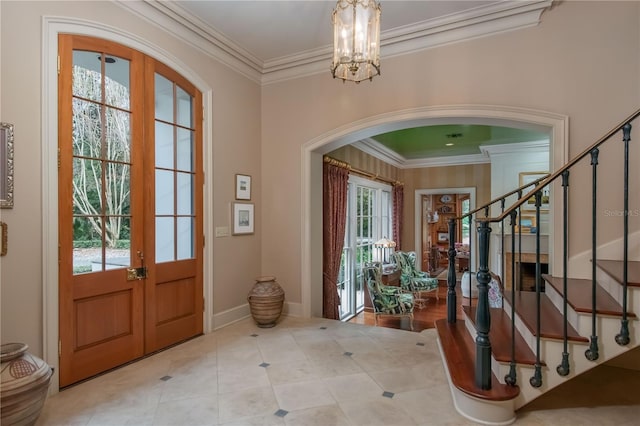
[154,72,195,263]
[71,50,132,274]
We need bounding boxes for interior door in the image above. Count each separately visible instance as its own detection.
[58,35,203,387]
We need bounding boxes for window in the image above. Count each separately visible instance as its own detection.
[339,175,393,320]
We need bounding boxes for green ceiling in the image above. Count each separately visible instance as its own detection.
[371,125,548,159]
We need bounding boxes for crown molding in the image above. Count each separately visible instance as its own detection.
[480,139,550,156]
[354,139,490,169]
[115,0,553,86]
[355,138,549,169]
[114,0,263,83]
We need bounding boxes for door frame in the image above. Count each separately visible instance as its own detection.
[414,188,476,274]
[41,17,214,393]
[302,106,569,318]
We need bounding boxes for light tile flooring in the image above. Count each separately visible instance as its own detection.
[37,316,640,425]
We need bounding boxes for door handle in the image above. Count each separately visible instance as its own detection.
[126,250,147,280]
[127,266,147,281]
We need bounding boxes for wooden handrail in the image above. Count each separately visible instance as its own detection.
[458,173,550,221]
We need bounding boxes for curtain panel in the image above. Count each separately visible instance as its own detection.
[322,162,349,320]
[392,184,404,250]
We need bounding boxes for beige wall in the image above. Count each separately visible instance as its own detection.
[1,0,639,364]
[261,1,640,315]
[401,164,492,253]
[328,145,402,183]
[0,1,262,355]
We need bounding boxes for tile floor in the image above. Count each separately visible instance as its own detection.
[37,316,640,425]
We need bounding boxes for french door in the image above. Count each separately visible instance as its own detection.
[338,176,392,320]
[58,35,203,387]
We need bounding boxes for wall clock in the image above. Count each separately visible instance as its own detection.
[440,194,453,203]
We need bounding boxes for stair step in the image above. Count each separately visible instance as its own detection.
[435,319,520,401]
[542,274,636,318]
[463,306,541,366]
[596,260,640,287]
[504,291,589,343]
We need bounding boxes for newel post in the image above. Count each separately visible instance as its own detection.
[447,218,457,323]
[475,220,492,390]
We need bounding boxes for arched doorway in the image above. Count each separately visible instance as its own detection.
[42,18,214,392]
[301,105,568,318]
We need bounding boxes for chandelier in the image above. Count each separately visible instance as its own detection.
[330,0,381,83]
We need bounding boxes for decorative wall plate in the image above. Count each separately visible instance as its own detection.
[440,194,452,203]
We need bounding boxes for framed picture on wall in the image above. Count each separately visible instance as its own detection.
[1,122,14,209]
[515,215,536,233]
[233,202,254,235]
[437,232,449,242]
[519,171,549,212]
[235,174,251,200]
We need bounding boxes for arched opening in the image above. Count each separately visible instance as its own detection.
[301,105,568,318]
[42,17,214,392]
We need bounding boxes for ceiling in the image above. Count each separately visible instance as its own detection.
[124,1,554,166]
[173,0,498,63]
[371,125,547,159]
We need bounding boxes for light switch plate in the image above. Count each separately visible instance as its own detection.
[215,226,229,237]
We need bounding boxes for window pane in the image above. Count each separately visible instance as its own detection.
[155,73,173,122]
[73,50,101,102]
[155,170,174,215]
[176,128,193,172]
[176,172,193,215]
[73,216,103,275]
[156,217,174,263]
[177,217,193,260]
[105,163,130,216]
[73,158,102,214]
[72,99,102,158]
[155,122,174,169]
[176,86,192,128]
[105,108,131,162]
[105,216,130,270]
[104,55,130,109]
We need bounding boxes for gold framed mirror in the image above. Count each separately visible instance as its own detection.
[0,122,14,208]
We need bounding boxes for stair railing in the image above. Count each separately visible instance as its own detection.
[447,107,640,392]
[446,174,550,323]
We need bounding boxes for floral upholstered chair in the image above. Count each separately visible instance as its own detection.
[364,263,415,330]
[393,251,440,308]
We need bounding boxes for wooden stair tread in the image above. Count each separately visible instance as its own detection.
[504,291,589,343]
[542,274,636,318]
[596,260,640,287]
[463,306,541,366]
[435,319,520,401]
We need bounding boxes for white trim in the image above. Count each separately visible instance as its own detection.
[414,187,477,273]
[301,104,568,319]
[42,16,214,393]
[113,0,552,86]
[480,140,549,156]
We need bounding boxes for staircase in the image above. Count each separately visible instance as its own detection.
[435,109,640,425]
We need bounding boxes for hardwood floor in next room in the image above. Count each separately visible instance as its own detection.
[349,285,465,333]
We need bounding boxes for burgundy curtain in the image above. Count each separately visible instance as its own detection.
[392,184,404,250]
[322,162,349,320]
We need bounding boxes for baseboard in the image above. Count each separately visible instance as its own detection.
[210,301,304,331]
[211,304,251,330]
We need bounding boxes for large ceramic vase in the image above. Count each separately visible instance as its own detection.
[247,276,285,328]
[1,343,53,426]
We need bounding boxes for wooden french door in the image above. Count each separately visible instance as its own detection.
[58,35,203,387]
